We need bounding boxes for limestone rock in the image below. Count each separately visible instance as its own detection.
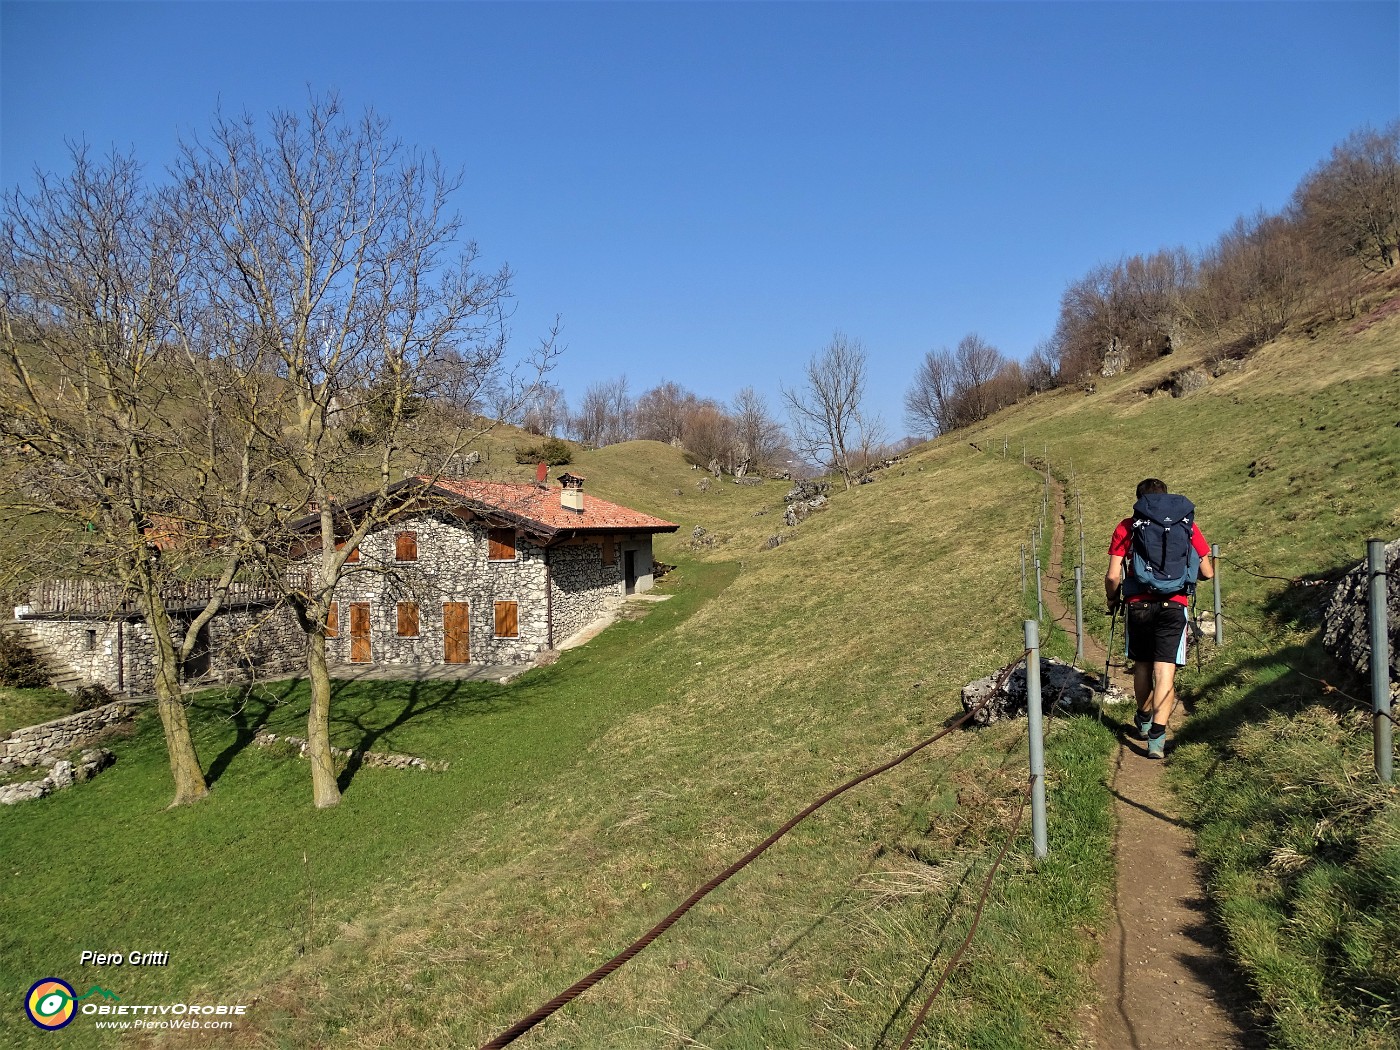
[1322,538,1400,694]
[961,657,1129,727]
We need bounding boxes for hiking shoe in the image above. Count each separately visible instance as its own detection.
[1146,735,1166,760]
[1134,711,1152,739]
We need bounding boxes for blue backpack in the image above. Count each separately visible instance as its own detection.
[1124,493,1201,599]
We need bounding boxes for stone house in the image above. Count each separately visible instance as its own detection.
[11,473,678,692]
[304,474,678,668]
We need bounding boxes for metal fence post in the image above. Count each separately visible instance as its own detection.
[1021,544,1027,596]
[1024,619,1048,859]
[1035,557,1043,623]
[1369,539,1392,784]
[1211,544,1224,646]
[1077,491,1085,570]
[1074,566,1085,665]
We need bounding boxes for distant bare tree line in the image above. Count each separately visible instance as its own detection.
[906,121,1399,436]
[1049,121,1399,384]
[517,376,792,476]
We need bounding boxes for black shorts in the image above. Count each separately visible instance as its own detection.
[1125,600,1189,666]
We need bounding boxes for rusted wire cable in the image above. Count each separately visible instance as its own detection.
[897,774,1036,1050]
[1217,555,1333,588]
[1219,614,1373,708]
[477,651,1033,1049]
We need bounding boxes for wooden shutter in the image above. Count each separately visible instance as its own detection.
[494,600,519,638]
[396,602,419,637]
[395,531,418,561]
[488,528,516,561]
[325,602,339,638]
[338,540,361,564]
[602,537,616,566]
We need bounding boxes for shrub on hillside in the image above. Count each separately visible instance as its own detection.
[514,438,572,466]
[0,632,50,689]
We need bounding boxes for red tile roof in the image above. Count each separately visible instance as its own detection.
[420,476,678,536]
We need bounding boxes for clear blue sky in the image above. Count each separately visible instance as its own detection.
[3,2,1397,435]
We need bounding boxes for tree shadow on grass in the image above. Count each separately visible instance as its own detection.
[330,676,543,792]
[194,677,306,785]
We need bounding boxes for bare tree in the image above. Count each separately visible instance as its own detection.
[680,402,736,470]
[730,386,788,474]
[571,375,632,447]
[904,347,959,437]
[522,382,568,437]
[1024,340,1058,392]
[951,333,1004,423]
[634,380,699,445]
[783,332,880,490]
[1294,122,1400,273]
[173,95,553,807]
[0,147,272,806]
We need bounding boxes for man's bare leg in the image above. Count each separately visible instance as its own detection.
[1150,661,1177,726]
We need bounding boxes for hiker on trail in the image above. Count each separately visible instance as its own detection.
[1104,478,1214,759]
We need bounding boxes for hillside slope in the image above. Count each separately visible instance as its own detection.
[1,294,1395,1049]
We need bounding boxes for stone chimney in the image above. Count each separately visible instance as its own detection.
[558,472,586,513]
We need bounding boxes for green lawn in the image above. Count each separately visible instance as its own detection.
[0,686,80,737]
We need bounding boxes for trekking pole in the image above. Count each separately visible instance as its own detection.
[1103,603,1119,693]
[1211,544,1224,646]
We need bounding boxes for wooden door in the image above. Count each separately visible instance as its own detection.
[349,603,372,663]
[443,601,471,664]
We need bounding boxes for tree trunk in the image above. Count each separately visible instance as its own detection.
[144,599,209,806]
[305,630,341,808]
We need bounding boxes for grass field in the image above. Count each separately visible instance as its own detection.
[2,286,1397,1048]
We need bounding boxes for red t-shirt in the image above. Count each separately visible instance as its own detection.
[1110,518,1210,606]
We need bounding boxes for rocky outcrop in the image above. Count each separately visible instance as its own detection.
[1100,338,1130,377]
[1322,538,1399,696]
[961,657,1129,727]
[0,748,116,805]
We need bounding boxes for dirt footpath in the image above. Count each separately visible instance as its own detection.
[1040,476,1261,1048]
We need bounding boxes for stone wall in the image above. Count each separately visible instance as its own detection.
[0,699,145,767]
[1323,537,1400,694]
[204,605,305,682]
[550,541,623,645]
[15,618,155,694]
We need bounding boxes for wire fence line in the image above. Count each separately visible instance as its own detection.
[1216,554,1335,589]
[898,774,1036,1050]
[1219,613,1375,711]
[478,651,1034,1049]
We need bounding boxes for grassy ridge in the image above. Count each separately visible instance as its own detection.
[960,299,1400,1048]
